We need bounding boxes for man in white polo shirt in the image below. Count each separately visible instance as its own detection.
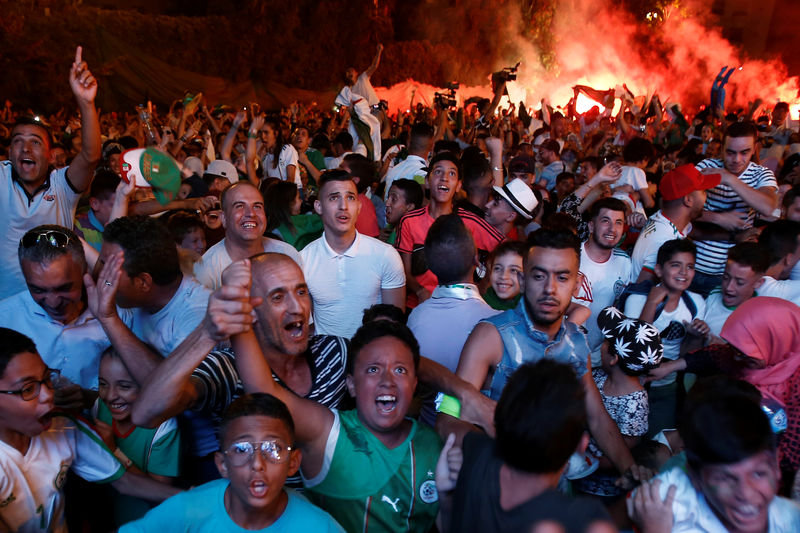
[382,123,433,197]
[193,181,301,289]
[630,164,720,283]
[0,47,101,299]
[301,170,405,338]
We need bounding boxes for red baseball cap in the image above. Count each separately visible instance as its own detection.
[659,164,721,201]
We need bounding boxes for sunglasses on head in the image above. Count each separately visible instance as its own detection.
[21,229,74,249]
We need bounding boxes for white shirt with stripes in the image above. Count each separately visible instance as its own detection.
[693,159,777,276]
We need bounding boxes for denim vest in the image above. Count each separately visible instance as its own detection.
[483,299,590,400]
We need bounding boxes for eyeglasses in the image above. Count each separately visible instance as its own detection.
[21,229,74,249]
[224,440,294,466]
[0,368,60,401]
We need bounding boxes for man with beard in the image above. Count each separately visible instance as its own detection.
[630,165,720,283]
[571,198,632,368]
[456,229,637,479]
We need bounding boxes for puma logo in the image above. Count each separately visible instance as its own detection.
[381,494,400,513]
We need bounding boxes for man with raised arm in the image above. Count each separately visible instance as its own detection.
[0,46,101,299]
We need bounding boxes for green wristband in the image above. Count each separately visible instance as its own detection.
[435,393,462,418]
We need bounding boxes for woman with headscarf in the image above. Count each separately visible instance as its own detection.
[719,297,800,479]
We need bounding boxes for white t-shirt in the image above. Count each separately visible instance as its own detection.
[193,237,303,290]
[0,162,82,300]
[262,144,301,187]
[614,166,648,191]
[630,210,691,282]
[694,159,777,275]
[790,260,800,281]
[701,289,736,336]
[624,288,705,386]
[646,465,800,532]
[119,275,210,356]
[573,243,632,366]
[756,276,800,307]
[300,232,405,338]
[0,415,123,533]
[352,72,379,107]
[383,155,427,200]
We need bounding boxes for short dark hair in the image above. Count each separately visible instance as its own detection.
[342,153,375,194]
[348,320,420,374]
[495,360,586,473]
[579,156,601,173]
[623,137,655,163]
[220,393,296,447]
[488,240,529,268]
[459,152,489,192]
[166,212,205,245]
[757,219,800,267]
[526,228,580,259]
[89,169,120,201]
[433,139,460,155]
[317,169,355,194]
[724,121,758,143]
[656,238,696,266]
[362,304,407,325]
[425,214,475,285]
[0,328,38,379]
[409,123,434,152]
[12,116,53,147]
[587,197,628,221]
[555,172,574,185]
[103,216,180,286]
[18,225,86,273]
[429,151,462,181]
[389,179,424,210]
[727,242,770,273]
[333,131,353,151]
[679,376,773,471]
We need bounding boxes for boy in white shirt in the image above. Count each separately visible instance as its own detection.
[623,239,708,437]
[0,328,179,532]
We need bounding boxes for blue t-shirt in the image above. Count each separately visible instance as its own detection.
[119,479,344,532]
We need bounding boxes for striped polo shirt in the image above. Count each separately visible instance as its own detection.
[693,159,776,275]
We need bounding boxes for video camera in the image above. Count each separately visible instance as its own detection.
[434,82,460,109]
[492,62,520,85]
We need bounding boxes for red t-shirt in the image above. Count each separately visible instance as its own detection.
[355,194,380,238]
[395,205,505,307]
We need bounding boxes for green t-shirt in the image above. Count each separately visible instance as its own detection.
[96,399,181,524]
[482,286,521,311]
[306,148,326,171]
[276,213,324,251]
[305,409,441,533]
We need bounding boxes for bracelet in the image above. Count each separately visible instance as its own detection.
[113,447,134,469]
[247,132,258,139]
[179,135,189,143]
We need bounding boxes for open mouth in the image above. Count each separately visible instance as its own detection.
[284,320,305,339]
[109,401,128,413]
[20,158,36,172]
[250,480,268,498]
[376,394,397,414]
[729,504,763,527]
[242,221,258,229]
[38,411,54,430]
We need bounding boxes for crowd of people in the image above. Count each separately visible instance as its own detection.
[2,43,800,532]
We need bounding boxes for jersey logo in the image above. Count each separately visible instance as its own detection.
[54,461,69,490]
[44,194,55,202]
[419,479,438,504]
[381,495,401,512]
